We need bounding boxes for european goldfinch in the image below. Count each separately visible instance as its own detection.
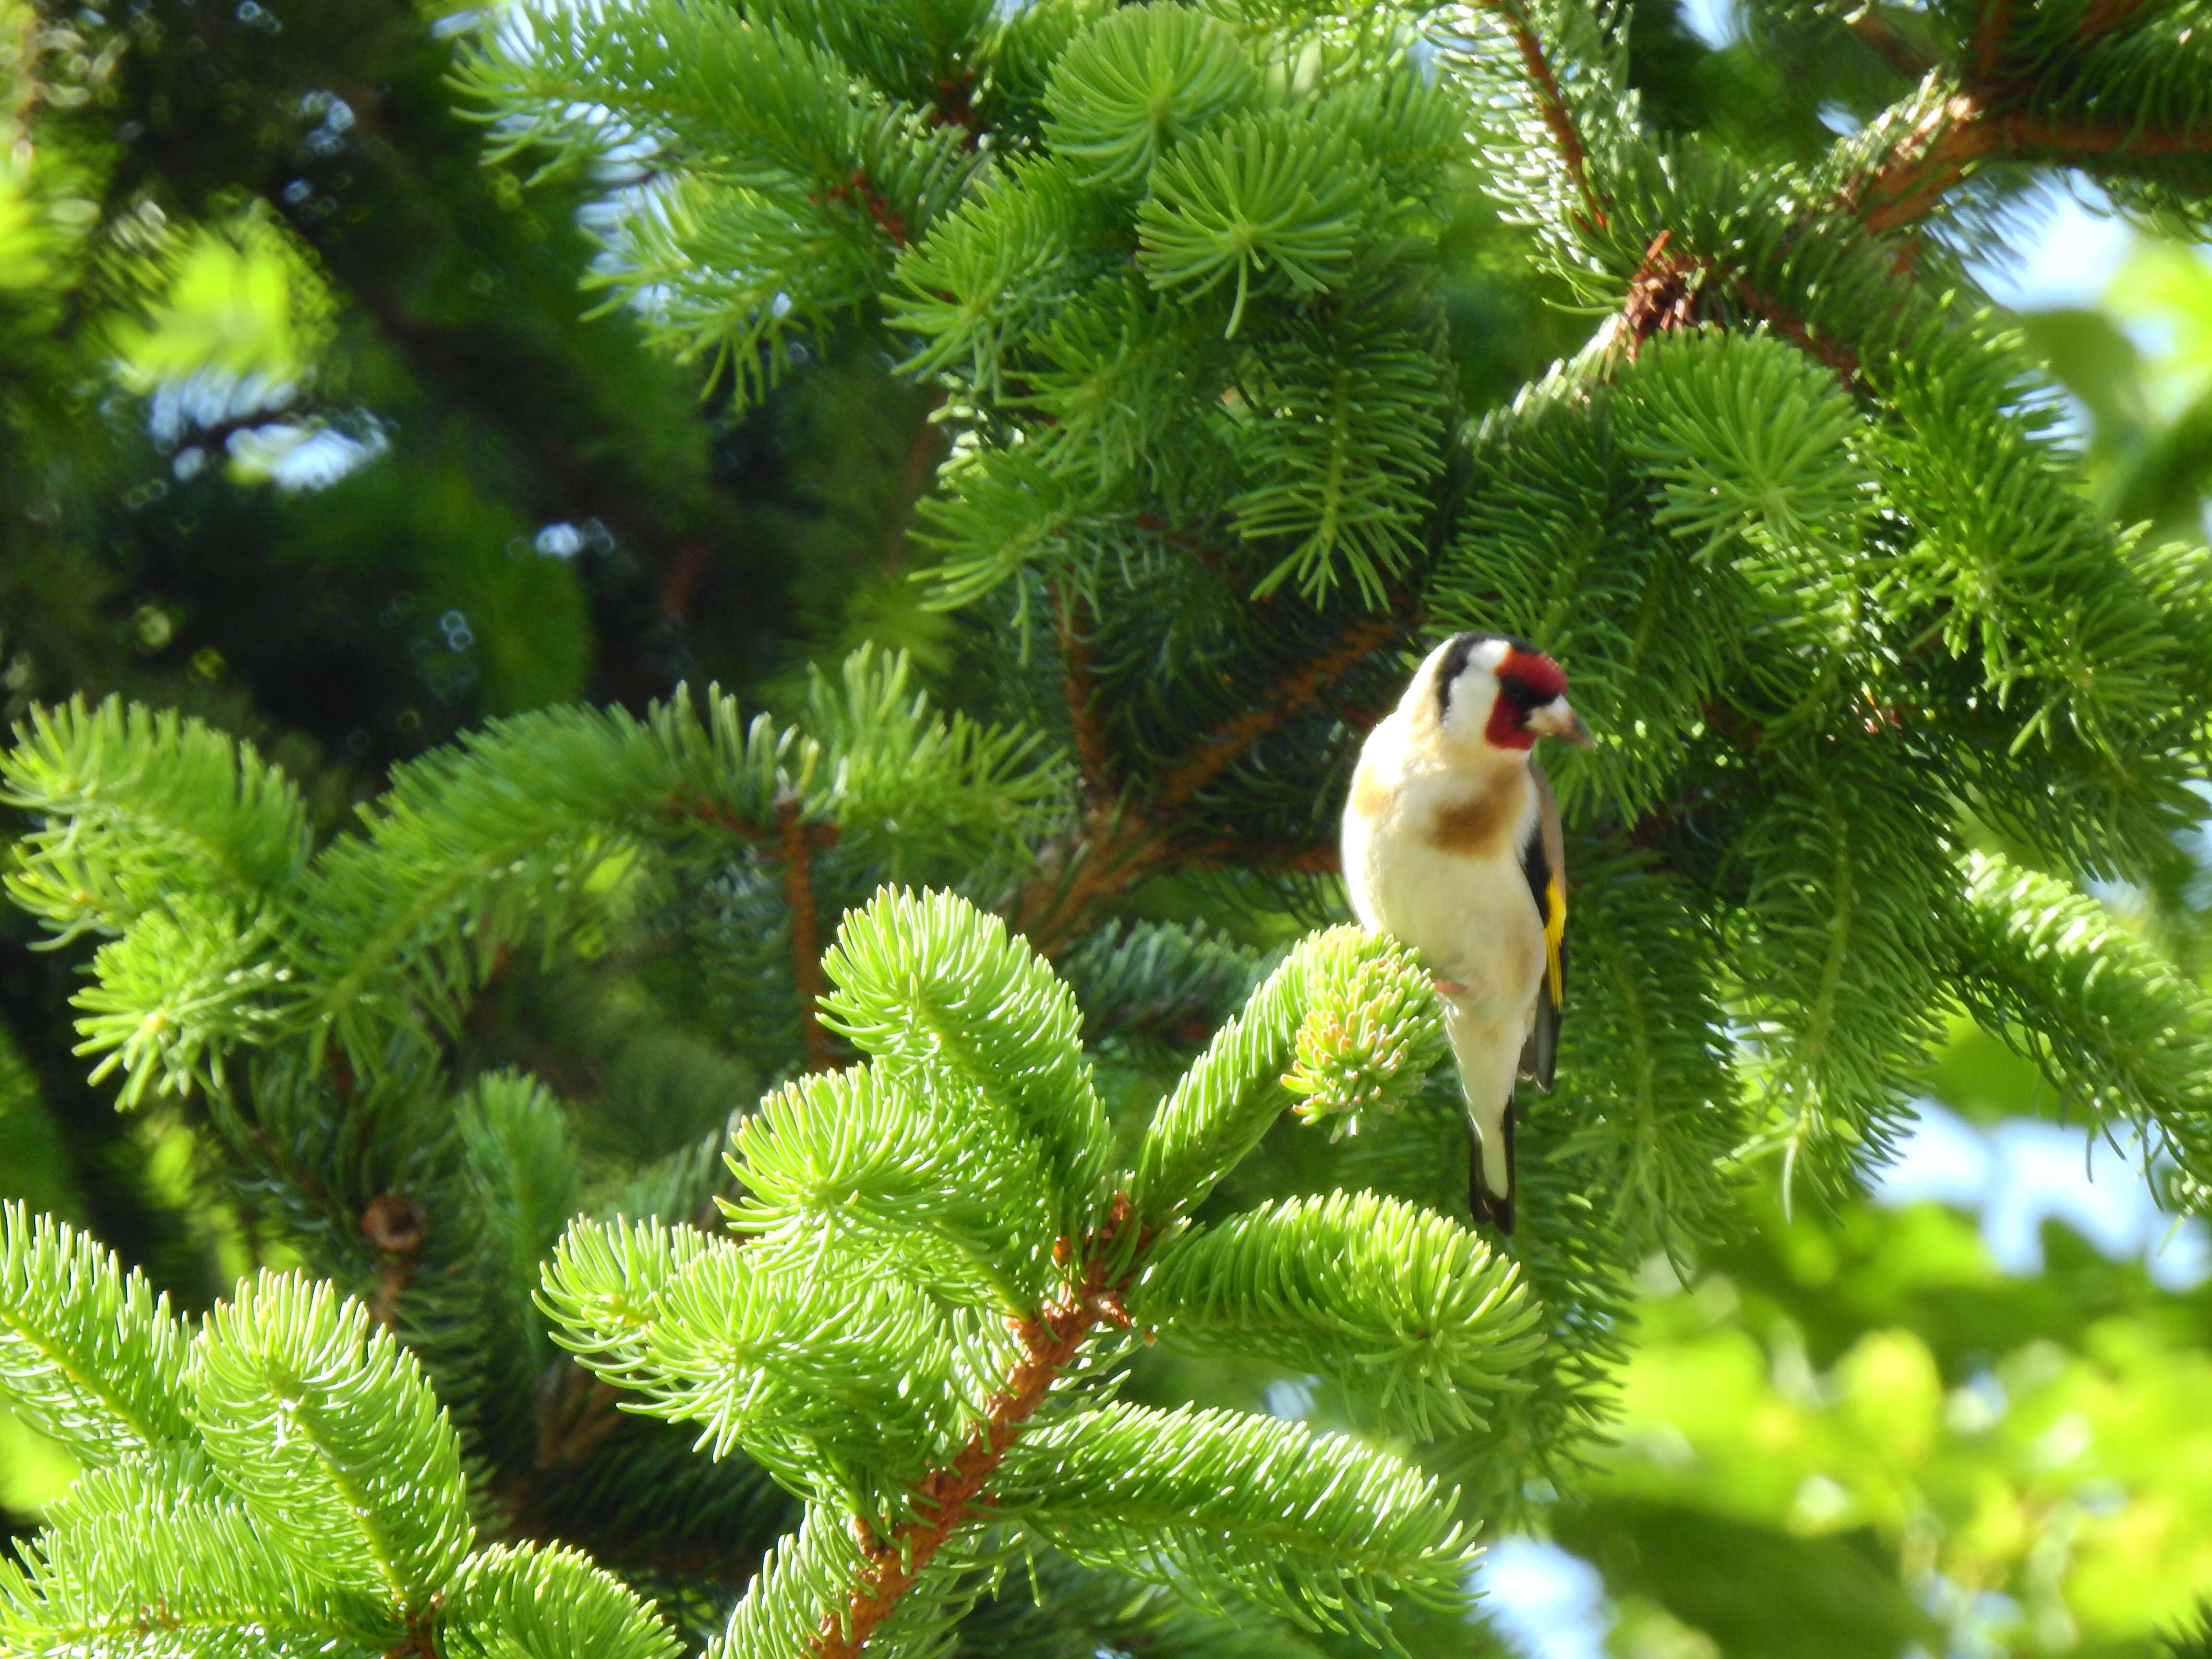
[1340,632,1591,1233]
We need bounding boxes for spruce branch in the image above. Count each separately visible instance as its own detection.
[1859,95,2212,232]
[1131,927,1443,1226]
[1848,8,1938,77]
[1051,582,1115,807]
[1950,851,2212,1179]
[444,1542,682,1659]
[0,1233,680,1659]
[779,794,838,1074]
[811,1236,1130,1659]
[0,1202,194,1460]
[1734,740,1954,1197]
[536,893,1494,1654]
[188,1270,474,1611]
[0,696,308,944]
[725,1061,1063,1311]
[1838,3,2212,238]
[816,889,1109,1242]
[1,1475,394,1657]
[994,1401,1481,1649]
[1468,0,1609,232]
[1009,606,1404,954]
[1042,3,1260,189]
[1129,1191,1542,1436]
[1550,855,1742,1259]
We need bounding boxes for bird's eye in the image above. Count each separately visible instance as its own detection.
[1497,674,1550,712]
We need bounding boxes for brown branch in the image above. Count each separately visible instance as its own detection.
[1182,836,1342,875]
[779,795,836,1074]
[1984,109,2212,157]
[1052,583,1114,806]
[1007,610,1405,954]
[1858,90,2212,235]
[1482,0,1608,232]
[1131,513,1236,571]
[881,390,949,574]
[1731,277,1867,389]
[661,773,843,1077]
[1847,9,1936,76]
[2078,0,2156,34]
[1617,229,1865,388]
[534,1364,632,1473]
[1603,24,2199,376]
[1970,0,2015,78]
[1006,805,1179,958]
[657,541,713,623]
[814,1209,1140,1658]
[665,792,775,842]
[929,67,984,151]
[820,168,909,248]
[1156,613,1405,811]
[1859,97,1993,230]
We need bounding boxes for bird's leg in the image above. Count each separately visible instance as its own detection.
[1432,975,1468,999]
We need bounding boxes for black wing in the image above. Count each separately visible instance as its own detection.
[1516,765,1566,1091]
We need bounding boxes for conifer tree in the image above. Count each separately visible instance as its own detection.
[3,0,2212,1651]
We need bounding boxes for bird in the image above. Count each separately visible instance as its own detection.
[1340,631,1591,1234]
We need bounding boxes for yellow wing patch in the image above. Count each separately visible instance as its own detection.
[1543,872,1566,1006]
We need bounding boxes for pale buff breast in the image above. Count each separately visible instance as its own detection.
[1343,729,1545,1021]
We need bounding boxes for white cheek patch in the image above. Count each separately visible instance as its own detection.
[1444,673,1497,736]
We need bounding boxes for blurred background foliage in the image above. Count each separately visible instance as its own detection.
[0,0,2209,1654]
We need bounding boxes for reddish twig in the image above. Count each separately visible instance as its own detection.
[1970,0,2015,77]
[534,1366,632,1473]
[1007,805,1180,958]
[1731,277,1867,388]
[778,795,836,1074]
[1483,0,1608,231]
[1130,513,1235,571]
[820,168,909,247]
[1156,613,1404,811]
[1007,610,1404,953]
[813,1207,1142,1658]
[1854,92,1987,230]
[2078,0,2156,33]
[1182,836,1343,875]
[1847,9,1936,76]
[881,391,949,574]
[658,541,714,622]
[1052,583,1114,806]
[665,792,774,842]
[930,68,982,149]
[1860,101,2212,232]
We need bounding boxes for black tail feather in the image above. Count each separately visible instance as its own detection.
[1467,1101,1516,1236]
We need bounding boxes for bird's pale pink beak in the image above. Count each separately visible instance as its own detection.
[1528,698,1593,747]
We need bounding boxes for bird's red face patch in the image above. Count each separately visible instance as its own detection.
[1485,648,1570,750]
[1501,648,1567,701]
